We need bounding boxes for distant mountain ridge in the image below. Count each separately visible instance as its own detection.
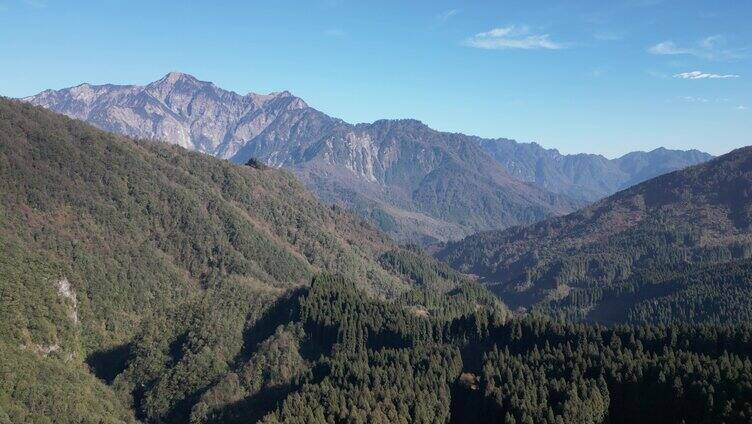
[4,97,752,424]
[24,72,711,242]
[477,138,713,201]
[230,112,581,243]
[24,72,308,159]
[436,146,752,324]
[23,73,580,243]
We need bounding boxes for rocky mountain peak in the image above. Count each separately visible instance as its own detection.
[477,137,712,202]
[164,71,197,81]
[23,73,711,244]
[24,72,310,159]
[145,71,217,102]
[152,71,204,87]
[271,90,294,98]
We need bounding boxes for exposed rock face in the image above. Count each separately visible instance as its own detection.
[25,73,583,243]
[20,343,61,357]
[55,278,78,325]
[24,72,308,159]
[231,114,582,243]
[25,72,710,243]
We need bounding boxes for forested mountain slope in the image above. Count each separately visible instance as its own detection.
[6,98,749,424]
[26,73,712,244]
[0,98,490,422]
[24,73,581,244]
[232,113,581,244]
[215,276,752,424]
[437,146,752,323]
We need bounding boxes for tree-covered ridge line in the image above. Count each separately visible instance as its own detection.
[25,72,713,245]
[2,97,751,423]
[436,146,752,324]
[0,98,476,422]
[0,97,445,350]
[110,274,752,423]
[188,275,751,423]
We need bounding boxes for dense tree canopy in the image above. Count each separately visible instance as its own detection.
[2,99,751,423]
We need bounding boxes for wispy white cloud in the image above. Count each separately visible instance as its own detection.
[679,96,709,103]
[648,35,746,60]
[676,96,741,106]
[673,71,740,80]
[437,9,460,22]
[649,41,691,55]
[465,26,566,50]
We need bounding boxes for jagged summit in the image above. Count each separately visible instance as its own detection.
[23,74,583,243]
[24,72,309,158]
[146,71,209,93]
[160,71,200,83]
[23,73,710,244]
[477,138,713,202]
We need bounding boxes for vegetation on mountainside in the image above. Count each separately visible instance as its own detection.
[437,147,752,324]
[0,99,470,422]
[117,274,751,424]
[0,341,135,424]
[3,99,752,424]
[201,276,751,424]
[234,113,582,244]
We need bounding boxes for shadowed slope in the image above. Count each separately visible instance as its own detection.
[437,146,752,323]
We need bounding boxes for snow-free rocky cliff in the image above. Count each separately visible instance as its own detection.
[25,72,307,159]
[25,72,710,244]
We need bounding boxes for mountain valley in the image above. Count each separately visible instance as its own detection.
[437,146,752,324]
[2,98,751,423]
[24,73,711,244]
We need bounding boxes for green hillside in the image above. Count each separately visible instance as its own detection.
[437,147,752,324]
[2,99,751,424]
[0,99,487,422]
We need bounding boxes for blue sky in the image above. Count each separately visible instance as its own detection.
[0,0,749,157]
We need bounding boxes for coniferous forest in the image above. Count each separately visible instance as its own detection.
[2,98,752,424]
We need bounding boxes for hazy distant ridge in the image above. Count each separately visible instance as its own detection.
[477,138,713,201]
